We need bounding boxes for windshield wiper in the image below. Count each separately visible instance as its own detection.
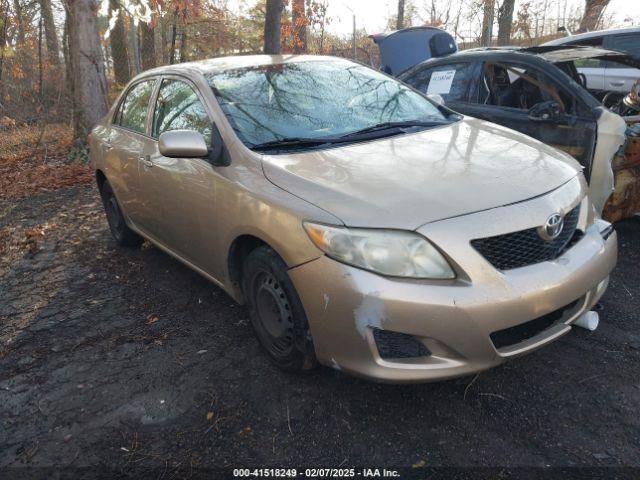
[338,120,450,139]
[250,137,338,152]
[250,120,451,152]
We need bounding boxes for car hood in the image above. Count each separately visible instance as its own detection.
[261,118,581,230]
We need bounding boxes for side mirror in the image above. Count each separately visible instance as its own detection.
[528,101,562,122]
[158,130,209,158]
[427,93,445,106]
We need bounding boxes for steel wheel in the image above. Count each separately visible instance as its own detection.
[242,246,317,372]
[99,179,142,247]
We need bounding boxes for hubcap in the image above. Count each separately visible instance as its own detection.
[253,272,294,355]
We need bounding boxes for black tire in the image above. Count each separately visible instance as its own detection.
[242,246,317,372]
[99,180,143,247]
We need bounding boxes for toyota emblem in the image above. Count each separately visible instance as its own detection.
[538,213,564,241]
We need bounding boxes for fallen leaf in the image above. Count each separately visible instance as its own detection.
[206,411,214,422]
[145,314,159,325]
[412,460,426,468]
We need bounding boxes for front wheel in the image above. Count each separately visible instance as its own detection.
[242,246,317,372]
[99,180,143,247]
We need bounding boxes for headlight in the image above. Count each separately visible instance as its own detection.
[303,222,455,279]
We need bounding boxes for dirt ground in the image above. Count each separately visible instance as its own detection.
[1,184,639,477]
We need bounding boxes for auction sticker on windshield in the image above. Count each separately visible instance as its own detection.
[427,70,456,95]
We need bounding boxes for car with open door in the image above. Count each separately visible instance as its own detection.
[399,46,633,215]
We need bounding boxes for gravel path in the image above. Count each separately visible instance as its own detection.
[1,185,639,476]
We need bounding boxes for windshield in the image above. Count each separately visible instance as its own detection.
[206,59,452,148]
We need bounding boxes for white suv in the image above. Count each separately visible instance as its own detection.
[543,27,640,93]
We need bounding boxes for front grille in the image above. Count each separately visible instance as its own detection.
[471,205,581,270]
[490,299,580,350]
[372,328,430,360]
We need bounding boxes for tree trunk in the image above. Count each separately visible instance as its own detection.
[179,25,188,62]
[129,16,141,74]
[496,0,515,46]
[263,0,283,54]
[38,0,60,66]
[139,19,156,70]
[396,0,405,30]
[578,0,610,33]
[169,6,178,64]
[12,0,25,45]
[0,0,9,86]
[63,8,73,99]
[160,13,168,64]
[65,0,108,140]
[108,0,130,84]
[292,0,306,53]
[480,0,495,46]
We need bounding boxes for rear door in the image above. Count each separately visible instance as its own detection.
[108,79,157,229]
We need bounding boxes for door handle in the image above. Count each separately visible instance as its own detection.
[140,155,153,168]
[609,81,624,87]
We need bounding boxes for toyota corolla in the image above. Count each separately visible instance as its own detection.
[90,55,617,382]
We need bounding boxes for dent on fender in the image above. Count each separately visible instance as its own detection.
[354,293,386,340]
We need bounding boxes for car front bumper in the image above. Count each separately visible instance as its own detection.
[288,184,617,383]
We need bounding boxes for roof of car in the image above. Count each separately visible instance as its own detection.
[138,54,346,78]
[543,26,640,46]
[369,26,449,44]
[411,45,639,68]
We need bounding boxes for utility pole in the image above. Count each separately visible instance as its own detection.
[352,14,356,60]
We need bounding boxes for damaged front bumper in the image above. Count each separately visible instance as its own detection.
[289,185,617,383]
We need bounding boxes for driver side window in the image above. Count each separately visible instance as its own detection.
[475,61,574,114]
[152,79,212,147]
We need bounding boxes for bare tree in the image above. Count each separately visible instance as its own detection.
[169,5,178,64]
[496,0,515,46]
[292,0,306,52]
[64,0,108,140]
[38,0,60,66]
[480,0,495,46]
[397,0,405,30]
[264,0,283,54]
[578,0,610,32]
[0,0,9,86]
[12,0,25,45]
[139,19,156,70]
[109,0,131,84]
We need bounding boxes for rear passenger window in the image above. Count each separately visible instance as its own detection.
[152,79,212,147]
[114,80,155,134]
[405,63,474,102]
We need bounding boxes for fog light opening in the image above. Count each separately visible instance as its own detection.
[372,328,431,360]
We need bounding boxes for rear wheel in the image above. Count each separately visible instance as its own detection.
[242,246,317,372]
[99,180,142,247]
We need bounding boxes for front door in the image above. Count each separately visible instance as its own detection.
[460,60,598,176]
[139,77,222,276]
